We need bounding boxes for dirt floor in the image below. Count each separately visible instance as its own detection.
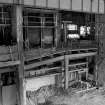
[47,89,105,105]
[26,85,105,105]
[46,89,105,105]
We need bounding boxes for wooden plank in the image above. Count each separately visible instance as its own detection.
[0,52,18,62]
[25,66,61,78]
[0,45,17,55]
[16,5,24,79]
[68,68,88,73]
[26,66,61,72]
[15,5,25,105]
[69,48,97,52]
[54,13,59,47]
[25,47,97,61]
[0,68,15,73]
[25,48,65,61]
[68,62,88,67]
[0,55,11,62]
[0,61,20,68]
[94,56,98,85]
[26,72,61,79]
[64,55,69,89]
[67,52,97,59]
[24,56,64,70]
[76,87,96,93]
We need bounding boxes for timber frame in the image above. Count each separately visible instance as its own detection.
[0,2,103,105]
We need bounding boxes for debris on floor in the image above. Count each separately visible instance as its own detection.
[46,88,105,105]
[26,85,105,105]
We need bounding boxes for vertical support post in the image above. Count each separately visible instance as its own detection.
[0,74,2,105]
[64,55,69,89]
[86,57,89,80]
[56,12,61,48]
[41,14,43,48]
[64,23,67,47]
[95,64,98,86]
[54,12,58,48]
[15,5,25,105]
[61,60,65,88]
[94,56,98,86]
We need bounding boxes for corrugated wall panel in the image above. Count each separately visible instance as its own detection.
[36,0,46,7]
[92,0,98,13]
[26,75,55,91]
[60,0,71,10]
[83,0,91,12]
[72,0,82,11]
[48,0,59,8]
[24,0,34,6]
[99,0,104,14]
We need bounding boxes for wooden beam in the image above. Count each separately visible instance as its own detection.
[0,52,18,62]
[54,12,58,47]
[0,61,20,68]
[0,68,16,73]
[68,68,88,73]
[25,48,65,61]
[0,74,2,105]
[94,56,98,86]
[15,5,26,105]
[24,52,96,70]
[24,55,64,70]
[26,72,61,80]
[26,66,61,72]
[64,55,69,89]
[68,62,88,67]
[64,22,67,47]
[67,52,97,59]
[24,47,97,62]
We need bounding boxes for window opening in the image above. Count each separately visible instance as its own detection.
[23,10,56,50]
[1,71,16,86]
[61,11,96,48]
[0,6,16,46]
[23,12,41,49]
